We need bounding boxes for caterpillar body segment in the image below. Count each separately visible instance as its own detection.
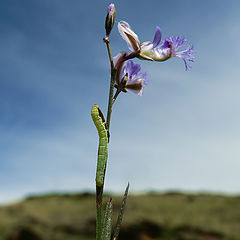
[91,104,108,187]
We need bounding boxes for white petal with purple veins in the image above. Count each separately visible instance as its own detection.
[118,21,141,51]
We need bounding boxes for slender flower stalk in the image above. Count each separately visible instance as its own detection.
[96,36,115,240]
[95,4,118,240]
[105,40,116,130]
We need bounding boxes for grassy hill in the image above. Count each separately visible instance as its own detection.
[0,192,240,240]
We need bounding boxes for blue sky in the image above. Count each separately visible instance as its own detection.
[1,0,240,203]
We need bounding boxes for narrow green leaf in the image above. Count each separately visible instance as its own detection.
[112,183,129,240]
[102,198,113,240]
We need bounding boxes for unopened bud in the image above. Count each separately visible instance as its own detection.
[105,3,116,37]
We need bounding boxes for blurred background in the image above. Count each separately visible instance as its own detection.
[0,0,240,239]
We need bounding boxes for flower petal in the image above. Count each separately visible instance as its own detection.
[121,60,147,95]
[137,72,148,85]
[118,21,141,51]
[114,52,128,85]
[108,3,115,16]
[152,26,162,48]
[125,80,144,96]
[113,52,125,67]
[166,36,195,70]
[139,39,172,62]
[124,60,141,77]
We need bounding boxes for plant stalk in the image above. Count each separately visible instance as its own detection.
[95,38,116,240]
[105,39,116,130]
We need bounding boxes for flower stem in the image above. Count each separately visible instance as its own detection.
[96,186,103,240]
[95,38,116,240]
[105,38,116,130]
[112,88,121,105]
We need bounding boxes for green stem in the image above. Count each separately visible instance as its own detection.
[105,39,116,130]
[96,186,103,240]
[95,38,116,240]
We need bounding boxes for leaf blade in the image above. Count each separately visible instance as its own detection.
[102,198,113,240]
[112,183,129,240]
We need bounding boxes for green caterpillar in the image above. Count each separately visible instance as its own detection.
[91,104,109,187]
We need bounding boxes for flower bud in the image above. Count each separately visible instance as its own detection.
[105,3,116,37]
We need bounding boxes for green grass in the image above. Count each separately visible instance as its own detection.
[0,192,240,240]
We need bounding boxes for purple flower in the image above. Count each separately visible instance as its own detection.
[118,21,195,70]
[114,53,148,96]
[140,34,195,70]
[122,60,148,96]
[165,36,195,70]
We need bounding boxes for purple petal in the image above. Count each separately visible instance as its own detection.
[172,41,195,71]
[121,60,148,95]
[125,60,141,76]
[152,26,162,48]
[137,72,148,85]
[108,3,115,15]
[167,36,187,50]
[159,39,171,50]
